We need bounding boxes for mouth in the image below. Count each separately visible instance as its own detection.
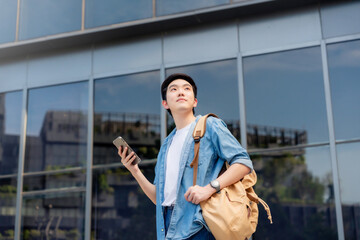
[177,98,186,102]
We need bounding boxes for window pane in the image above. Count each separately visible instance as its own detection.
[85,0,153,28]
[0,0,17,44]
[25,82,88,172]
[327,40,360,141]
[166,60,241,140]
[156,0,229,16]
[19,0,82,40]
[336,142,360,240]
[94,71,160,165]
[23,171,85,192]
[0,177,17,238]
[243,47,328,149]
[0,91,22,175]
[251,146,338,239]
[21,192,85,240]
[91,166,156,239]
[320,2,360,39]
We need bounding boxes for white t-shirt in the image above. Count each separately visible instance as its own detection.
[162,123,192,206]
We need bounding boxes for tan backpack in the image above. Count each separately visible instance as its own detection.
[190,114,273,240]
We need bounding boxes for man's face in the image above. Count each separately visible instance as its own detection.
[162,79,197,114]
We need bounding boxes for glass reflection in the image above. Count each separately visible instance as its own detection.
[243,47,329,149]
[166,60,241,140]
[336,142,360,240]
[91,165,156,239]
[0,91,22,175]
[0,177,17,239]
[0,0,17,44]
[21,192,85,240]
[327,40,360,141]
[19,0,82,40]
[156,0,229,16]
[250,146,338,239]
[320,2,360,39]
[25,82,88,172]
[94,71,160,165]
[85,0,152,28]
[23,171,85,192]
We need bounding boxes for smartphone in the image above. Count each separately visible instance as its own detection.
[113,136,141,165]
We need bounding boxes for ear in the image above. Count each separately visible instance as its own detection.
[193,98,198,108]
[162,100,170,109]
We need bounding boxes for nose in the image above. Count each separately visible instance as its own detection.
[177,88,185,96]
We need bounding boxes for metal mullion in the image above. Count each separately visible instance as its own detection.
[0,174,17,179]
[22,167,85,177]
[92,159,157,171]
[160,33,166,142]
[321,40,345,240]
[336,138,360,145]
[247,141,331,155]
[93,65,161,83]
[22,187,86,197]
[82,0,85,31]
[15,0,20,41]
[237,18,247,149]
[84,45,95,240]
[163,55,237,69]
[14,87,27,240]
[324,33,360,45]
[241,40,321,58]
[237,53,247,148]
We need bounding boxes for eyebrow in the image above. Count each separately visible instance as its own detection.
[168,83,192,89]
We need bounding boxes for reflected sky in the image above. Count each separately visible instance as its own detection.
[19,0,81,40]
[27,82,88,136]
[305,146,332,185]
[0,0,17,44]
[327,40,360,141]
[243,47,329,144]
[167,60,239,121]
[3,91,22,135]
[336,142,360,205]
[95,71,160,115]
[85,0,152,28]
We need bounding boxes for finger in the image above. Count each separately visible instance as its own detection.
[118,146,122,157]
[128,154,137,165]
[184,187,192,201]
[121,147,128,158]
[123,151,135,164]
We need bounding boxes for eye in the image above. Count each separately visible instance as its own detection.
[170,87,177,91]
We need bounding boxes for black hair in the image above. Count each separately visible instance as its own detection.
[161,73,197,116]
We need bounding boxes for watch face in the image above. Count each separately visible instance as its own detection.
[211,180,220,188]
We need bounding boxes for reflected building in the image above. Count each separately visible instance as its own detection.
[247,124,308,149]
[25,111,88,172]
[0,94,20,175]
[93,112,161,165]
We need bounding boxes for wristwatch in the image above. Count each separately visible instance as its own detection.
[210,180,220,193]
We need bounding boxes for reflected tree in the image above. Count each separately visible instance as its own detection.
[252,152,337,240]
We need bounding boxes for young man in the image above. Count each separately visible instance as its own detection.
[118,73,253,240]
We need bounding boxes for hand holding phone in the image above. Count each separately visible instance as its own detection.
[113,136,141,165]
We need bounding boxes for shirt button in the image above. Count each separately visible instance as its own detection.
[161,229,164,232]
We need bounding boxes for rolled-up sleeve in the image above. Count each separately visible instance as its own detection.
[208,117,253,171]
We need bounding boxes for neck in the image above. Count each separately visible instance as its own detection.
[172,111,196,130]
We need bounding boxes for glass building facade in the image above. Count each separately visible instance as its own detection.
[0,1,359,239]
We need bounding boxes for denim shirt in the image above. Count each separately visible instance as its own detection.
[154,116,253,240]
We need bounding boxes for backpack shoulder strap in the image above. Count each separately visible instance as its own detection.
[190,113,218,186]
